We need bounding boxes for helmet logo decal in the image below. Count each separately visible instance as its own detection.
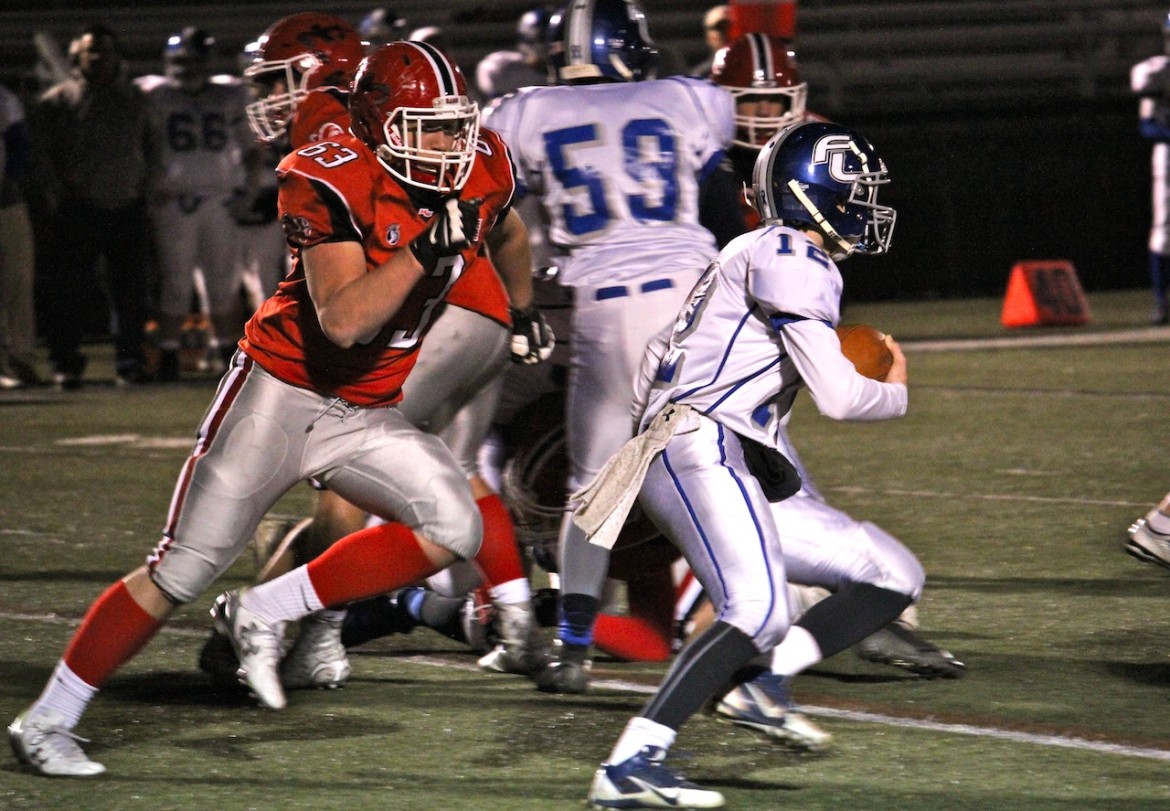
[812,134,864,184]
[297,23,352,50]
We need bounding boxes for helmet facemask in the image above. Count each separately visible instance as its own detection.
[374,95,481,194]
[244,53,319,143]
[785,168,895,260]
[729,83,808,149]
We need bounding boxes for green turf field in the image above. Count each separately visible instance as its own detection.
[2,289,1170,810]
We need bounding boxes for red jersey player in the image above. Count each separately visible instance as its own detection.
[9,41,532,777]
[229,13,551,686]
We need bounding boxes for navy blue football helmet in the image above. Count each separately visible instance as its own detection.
[547,0,658,84]
[517,6,553,61]
[752,121,896,260]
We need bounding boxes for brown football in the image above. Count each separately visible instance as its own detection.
[835,323,893,381]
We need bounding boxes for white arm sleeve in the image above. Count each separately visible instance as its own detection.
[781,318,907,422]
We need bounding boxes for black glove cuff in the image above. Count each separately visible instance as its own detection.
[410,235,438,269]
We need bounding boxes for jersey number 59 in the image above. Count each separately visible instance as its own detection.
[544,118,679,236]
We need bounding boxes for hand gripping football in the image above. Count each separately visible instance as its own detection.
[835,323,894,381]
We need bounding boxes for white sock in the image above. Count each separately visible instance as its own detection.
[316,608,347,624]
[1146,510,1170,535]
[769,625,822,677]
[30,661,97,730]
[898,603,920,630]
[241,567,325,624]
[607,716,677,765]
[489,577,531,605]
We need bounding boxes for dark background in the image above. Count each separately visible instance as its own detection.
[0,0,1163,303]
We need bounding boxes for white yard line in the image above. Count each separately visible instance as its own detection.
[903,325,1170,352]
[825,486,1149,508]
[404,658,1170,763]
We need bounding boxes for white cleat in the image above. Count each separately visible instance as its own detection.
[712,673,832,752]
[8,709,105,777]
[281,612,351,690]
[211,590,287,709]
[588,746,724,809]
[1126,518,1170,571]
[478,600,546,675]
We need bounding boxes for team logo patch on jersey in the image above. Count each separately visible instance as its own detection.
[386,223,401,245]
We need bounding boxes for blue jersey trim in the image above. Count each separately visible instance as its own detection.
[673,305,757,402]
[662,447,731,603]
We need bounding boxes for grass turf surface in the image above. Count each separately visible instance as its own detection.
[2,289,1170,809]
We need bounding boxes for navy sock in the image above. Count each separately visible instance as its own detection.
[796,582,913,659]
[642,621,759,731]
[558,592,600,648]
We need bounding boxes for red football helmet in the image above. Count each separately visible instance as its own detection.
[349,41,480,194]
[711,32,808,150]
[243,12,365,143]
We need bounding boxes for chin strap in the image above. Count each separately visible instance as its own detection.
[786,179,850,260]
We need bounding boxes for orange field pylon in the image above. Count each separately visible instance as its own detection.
[1001,260,1091,328]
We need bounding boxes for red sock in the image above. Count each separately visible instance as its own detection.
[63,581,164,687]
[306,522,442,607]
[472,494,526,587]
[593,614,674,662]
[592,566,677,662]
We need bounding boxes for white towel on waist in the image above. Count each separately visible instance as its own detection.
[571,403,698,549]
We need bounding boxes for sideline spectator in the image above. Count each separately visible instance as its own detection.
[28,23,157,388]
[0,83,38,388]
[688,4,732,78]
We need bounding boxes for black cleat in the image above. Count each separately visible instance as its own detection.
[857,622,966,678]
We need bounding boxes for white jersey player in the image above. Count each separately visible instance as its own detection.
[583,119,924,810]
[1131,13,1170,325]
[138,27,262,380]
[708,31,964,677]
[483,0,735,692]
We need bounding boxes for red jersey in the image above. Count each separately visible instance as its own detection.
[241,127,517,406]
[289,87,350,148]
[290,88,511,328]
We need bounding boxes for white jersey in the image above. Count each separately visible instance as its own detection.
[484,76,733,287]
[1133,55,1170,120]
[638,225,907,448]
[136,74,253,195]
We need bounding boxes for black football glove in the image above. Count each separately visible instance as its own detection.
[410,197,482,268]
[509,304,555,365]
